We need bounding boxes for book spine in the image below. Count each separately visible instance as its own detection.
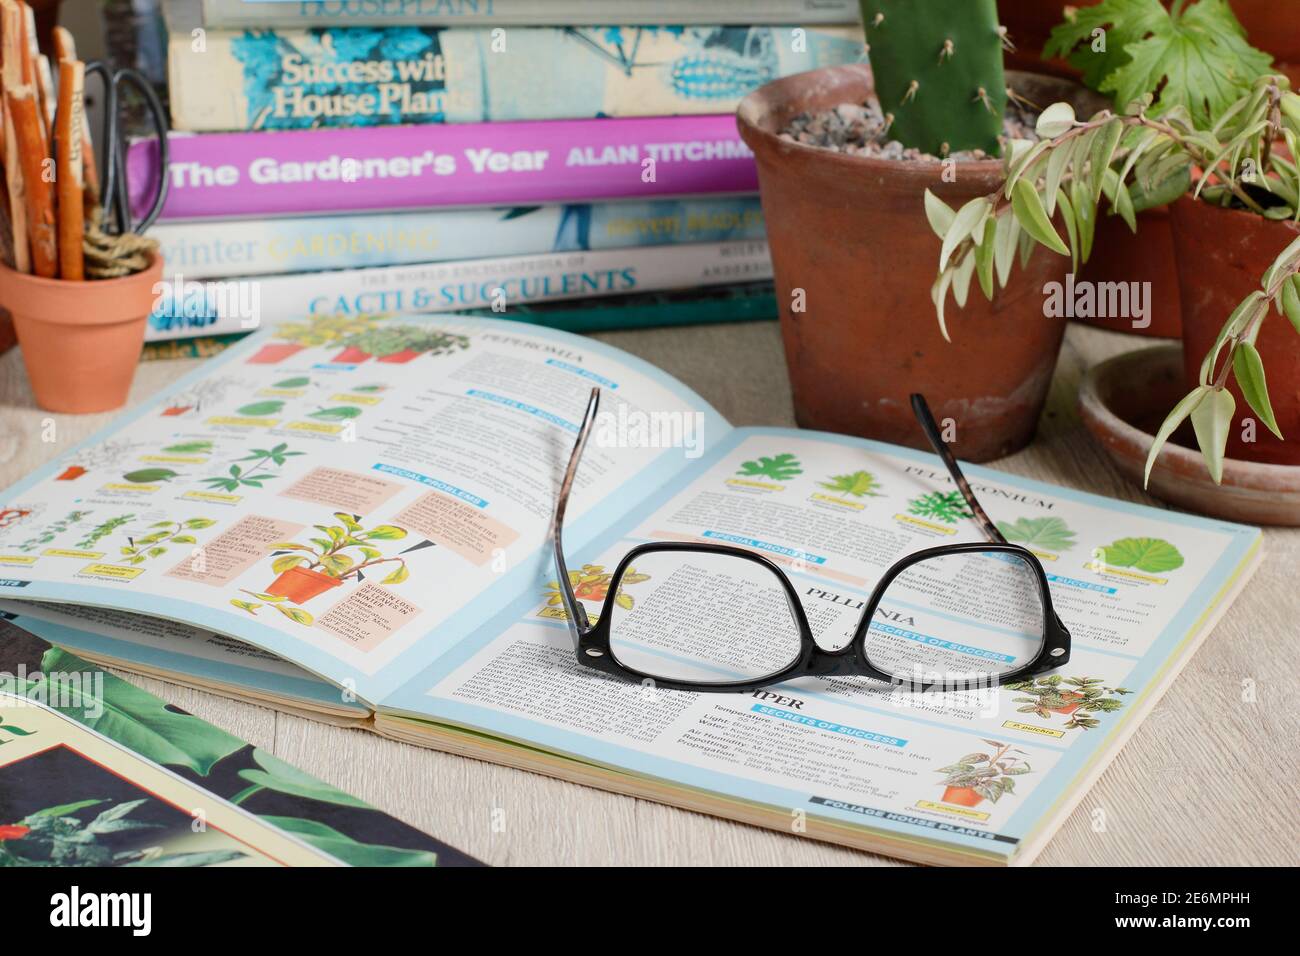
[168,24,863,131]
[145,239,774,340]
[149,197,766,278]
[128,115,759,221]
[198,0,860,28]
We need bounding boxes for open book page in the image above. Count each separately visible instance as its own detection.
[0,316,728,704]
[382,427,1261,863]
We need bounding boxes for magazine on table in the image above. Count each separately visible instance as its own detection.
[0,313,1261,865]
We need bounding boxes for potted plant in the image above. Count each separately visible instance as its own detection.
[1040,0,1274,338]
[926,71,1300,481]
[935,740,1031,808]
[737,0,1104,461]
[246,314,383,364]
[1004,674,1132,730]
[332,324,470,365]
[262,512,411,604]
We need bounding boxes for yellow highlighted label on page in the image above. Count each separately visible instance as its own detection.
[1084,562,1167,585]
[41,549,104,560]
[0,555,37,566]
[329,393,382,405]
[1029,549,1059,562]
[287,421,343,435]
[811,493,865,510]
[103,483,159,493]
[79,563,144,580]
[258,388,306,398]
[1001,720,1065,738]
[205,416,280,428]
[183,491,241,505]
[894,514,958,534]
[138,454,207,464]
[917,800,990,821]
[725,479,783,491]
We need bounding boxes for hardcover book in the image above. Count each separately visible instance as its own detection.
[166,19,864,131]
[0,313,1262,865]
[127,116,759,220]
[192,0,861,29]
[0,627,479,867]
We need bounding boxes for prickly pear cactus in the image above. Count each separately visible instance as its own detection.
[859,0,1007,156]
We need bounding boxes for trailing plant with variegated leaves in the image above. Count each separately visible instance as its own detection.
[926,73,1300,484]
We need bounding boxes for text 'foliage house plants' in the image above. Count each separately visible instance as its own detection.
[738,0,1101,461]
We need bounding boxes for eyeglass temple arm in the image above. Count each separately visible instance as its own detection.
[909,394,1007,545]
[549,388,601,634]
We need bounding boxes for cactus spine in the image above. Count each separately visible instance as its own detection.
[859,0,1007,157]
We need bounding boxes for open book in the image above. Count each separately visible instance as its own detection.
[0,314,1261,865]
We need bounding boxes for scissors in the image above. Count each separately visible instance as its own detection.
[84,61,169,236]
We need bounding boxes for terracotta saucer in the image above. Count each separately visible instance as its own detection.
[1079,344,1300,526]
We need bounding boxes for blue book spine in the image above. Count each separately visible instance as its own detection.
[168,24,865,130]
[149,197,768,278]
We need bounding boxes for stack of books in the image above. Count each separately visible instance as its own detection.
[143,0,865,342]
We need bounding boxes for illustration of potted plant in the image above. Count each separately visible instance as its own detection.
[736,453,803,481]
[199,442,303,493]
[818,470,884,502]
[261,512,411,604]
[907,490,972,524]
[76,513,135,551]
[543,563,650,618]
[1092,537,1185,574]
[1004,675,1132,731]
[936,740,1031,808]
[996,516,1077,552]
[17,510,93,552]
[118,518,217,566]
[332,324,470,364]
[246,314,384,365]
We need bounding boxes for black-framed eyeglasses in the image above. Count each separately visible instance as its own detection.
[550,390,1071,693]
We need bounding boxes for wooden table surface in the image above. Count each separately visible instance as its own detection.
[1,322,1296,867]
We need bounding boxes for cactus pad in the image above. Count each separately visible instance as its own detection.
[859,0,1007,156]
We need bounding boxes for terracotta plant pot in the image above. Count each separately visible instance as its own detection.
[1169,195,1300,466]
[247,342,305,365]
[332,346,372,364]
[738,66,1100,460]
[376,348,421,364]
[265,565,342,604]
[1076,208,1182,337]
[1079,344,1300,525]
[0,254,164,414]
[1048,691,1085,715]
[941,786,984,808]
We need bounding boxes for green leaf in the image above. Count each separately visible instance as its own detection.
[1035,102,1076,139]
[361,524,408,541]
[973,218,996,300]
[1088,118,1124,202]
[271,554,308,574]
[1191,388,1236,484]
[1101,537,1186,573]
[183,518,217,530]
[380,563,409,585]
[122,468,179,484]
[309,406,363,421]
[923,189,955,239]
[236,401,285,417]
[1232,342,1283,439]
[939,198,992,273]
[237,749,370,808]
[257,817,437,867]
[996,516,1077,551]
[1283,276,1300,335]
[1145,386,1208,486]
[993,213,1019,287]
[26,648,243,775]
[161,441,213,454]
[270,604,314,626]
[273,377,310,388]
[1011,179,1069,257]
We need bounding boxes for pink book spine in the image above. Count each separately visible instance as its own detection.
[129,115,758,221]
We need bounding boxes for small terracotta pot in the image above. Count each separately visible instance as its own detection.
[0,254,164,414]
[265,565,342,604]
[332,346,372,364]
[1169,195,1300,466]
[1076,208,1182,337]
[941,786,984,808]
[738,66,1100,460]
[376,348,421,364]
[247,342,305,365]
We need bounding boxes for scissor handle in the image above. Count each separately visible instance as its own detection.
[84,61,170,236]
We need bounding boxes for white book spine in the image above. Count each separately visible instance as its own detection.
[146,239,773,340]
